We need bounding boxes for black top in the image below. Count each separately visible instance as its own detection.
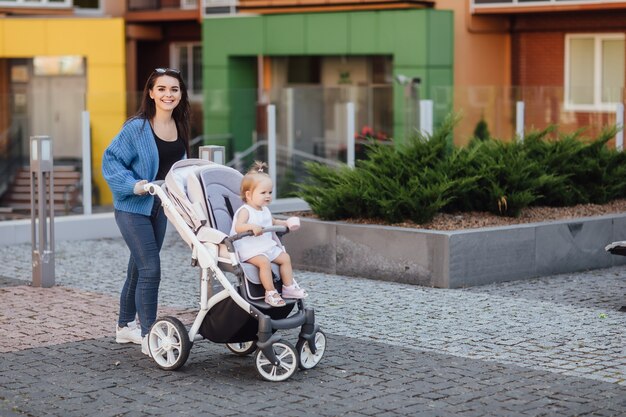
[154,130,186,181]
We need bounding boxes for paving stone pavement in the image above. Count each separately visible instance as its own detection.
[1,234,625,416]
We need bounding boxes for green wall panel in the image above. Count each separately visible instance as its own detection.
[229,58,257,155]
[305,13,349,54]
[265,14,306,55]
[393,11,427,67]
[203,21,230,66]
[427,10,453,67]
[203,67,228,90]
[203,16,263,66]
[204,116,229,136]
[349,12,380,54]
[377,12,397,53]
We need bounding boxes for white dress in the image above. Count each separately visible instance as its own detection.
[230,204,280,261]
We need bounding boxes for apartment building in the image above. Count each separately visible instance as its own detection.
[0,0,202,208]
[461,0,626,143]
[2,1,623,209]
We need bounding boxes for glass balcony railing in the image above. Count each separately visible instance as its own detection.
[472,0,626,12]
[0,0,72,8]
[128,0,197,11]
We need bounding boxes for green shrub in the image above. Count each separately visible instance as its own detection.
[472,117,490,141]
[296,114,625,224]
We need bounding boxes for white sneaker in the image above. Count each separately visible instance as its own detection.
[116,320,142,345]
[141,335,151,357]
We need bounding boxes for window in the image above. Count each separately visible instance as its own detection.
[73,0,99,10]
[0,0,70,6]
[171,43,203,98]
[287,56,321,85]
[565,34,624,111]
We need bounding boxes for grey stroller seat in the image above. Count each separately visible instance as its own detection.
[194,164,294,308]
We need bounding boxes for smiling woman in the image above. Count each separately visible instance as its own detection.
[101,68,191,356]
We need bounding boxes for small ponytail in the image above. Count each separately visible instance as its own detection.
[248,160,268,175]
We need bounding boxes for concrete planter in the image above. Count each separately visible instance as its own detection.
[281,214,626,288]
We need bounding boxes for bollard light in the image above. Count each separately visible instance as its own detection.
[199,145,225,165]
[30,135,55,288]
[30,135,53,171]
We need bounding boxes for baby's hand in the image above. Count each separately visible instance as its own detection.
[286,217,300,231]
[251,225,263,236]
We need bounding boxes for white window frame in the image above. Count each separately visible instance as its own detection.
[472,1,626,13]
[564,33,625,112]
[181,0,198,9]
[0,0,71,7]
[170,42,202,101]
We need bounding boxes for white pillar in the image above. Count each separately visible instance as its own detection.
[267,104,277,196]
[81,111,92,215]
[346,102,355,167]
[516,101,525,142]
[420,99,433,137]
[616,103,624,152]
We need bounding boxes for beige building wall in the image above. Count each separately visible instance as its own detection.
[436,0,513,144]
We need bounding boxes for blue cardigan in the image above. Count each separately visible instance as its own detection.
[102,118,159,216]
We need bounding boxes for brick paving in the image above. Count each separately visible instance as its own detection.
[0,235,625,416]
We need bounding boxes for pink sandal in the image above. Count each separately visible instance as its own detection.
[264,290,286,307]
[282,283,308,299]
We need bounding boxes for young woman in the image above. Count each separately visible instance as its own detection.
[102,68,190,355]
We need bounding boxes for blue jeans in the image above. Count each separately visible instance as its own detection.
[115,198,167,336]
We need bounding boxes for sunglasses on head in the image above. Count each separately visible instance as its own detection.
[154,68,180,74]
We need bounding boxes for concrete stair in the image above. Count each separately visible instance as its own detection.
[0,166,82,218]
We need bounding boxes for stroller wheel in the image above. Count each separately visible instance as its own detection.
[296,330,327,370]
[254,341,298,382]
[147,316,191,371]
[226,341,257,356]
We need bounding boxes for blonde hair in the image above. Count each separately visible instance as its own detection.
[240,161,271,202]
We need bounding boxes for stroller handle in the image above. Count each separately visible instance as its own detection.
[227,225,288,243]
[145,181,165,195]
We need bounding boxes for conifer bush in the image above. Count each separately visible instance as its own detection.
[296,115,626,224]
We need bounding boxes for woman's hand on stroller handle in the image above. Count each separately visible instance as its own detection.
[144,180,165,196]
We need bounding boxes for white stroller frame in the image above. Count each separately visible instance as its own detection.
[144,159,326,381]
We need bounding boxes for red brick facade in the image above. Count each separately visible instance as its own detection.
[508,11,626,139]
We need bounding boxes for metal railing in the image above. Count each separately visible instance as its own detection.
[128,0,197,11]
[471,0,625,11]
[0,126,25,202]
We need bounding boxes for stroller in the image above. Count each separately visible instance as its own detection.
[143,159,326,381]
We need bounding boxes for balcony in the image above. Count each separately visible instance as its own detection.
[235,0,434,15]
[471,0,626,14]
[0,0,73,15]
[126,0,199,21]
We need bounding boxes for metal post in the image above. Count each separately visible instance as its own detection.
[516,101,525,142]
[420,99,434,137]
[616,103,624,152]
[346,102,355,167]
[30,136,55,288]
[199,145,226,164]
[81,111,92,215]
[267,104,277,197]
[412,79,421,137]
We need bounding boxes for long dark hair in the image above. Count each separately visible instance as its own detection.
[134,68,191,156]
